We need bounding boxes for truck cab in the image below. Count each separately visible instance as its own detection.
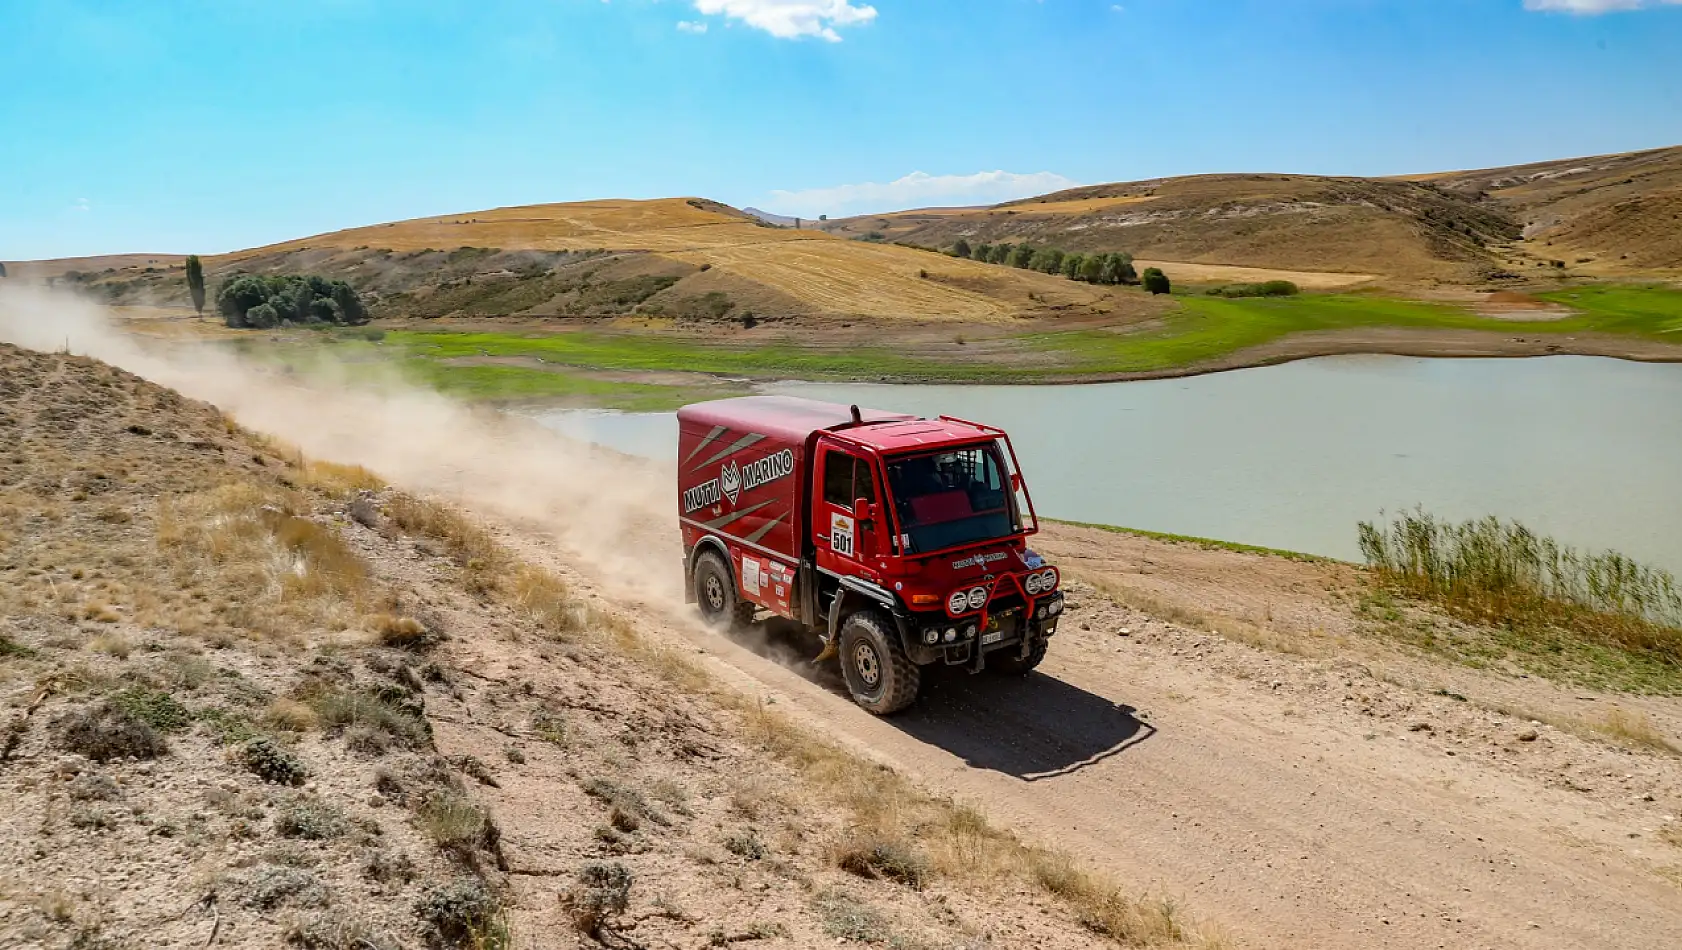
[678,396,1063,715]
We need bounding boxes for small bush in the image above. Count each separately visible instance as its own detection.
[109,687,193,732]
[1142,267,1171,295]
[812,889,892,944]
[582,777,668,826]
[371,614,432,649]
[275,796,350,840]
[67,772,122,802]
[231,865,329,910]
[419,791,496,852]
[361,849,416,884]
[0,634,38,658]
[301,683,428,748]
[284,913,398,950]
[416,878,501,946]
[239,736,308,785]
[345,723,392,757]
[560,862,632,935]
[724,831,766,860]
[834,835,929,888]
[52,702,167,762]
[263,699,320,733]
[1205,280,1298,297]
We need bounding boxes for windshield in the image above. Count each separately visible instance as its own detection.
[885,445,1016,554]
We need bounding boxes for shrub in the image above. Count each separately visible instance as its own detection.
[988,243,1013,265]
[52,702,167,762]
[284,913,398,950]
[238,736,308,785]
[301,683,428,748]
[418,791,497,853]
[110,687,193,732]
[1100,252,1137,285]
[275,796,350,840]
[560,862,632,935]
[1141,267,1171,295]
[812,889,892,944]
[834,836,929,888]
[1206,280,1299,298]
[724,831,766,860]
[416,878,502,946]
[231,865,329,910]
[216,273,368,329]
[951,238,972,259]
[1008,244,1037,269]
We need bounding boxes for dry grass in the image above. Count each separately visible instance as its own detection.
[156,481,373,639]
[86,631,133,658]
[370,613,430,648]
[300,459,386,499]
[1594,708,1678,754]
[263,698,321,733]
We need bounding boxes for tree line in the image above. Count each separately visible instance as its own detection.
[949,239,1140,287]
[215,273,369,329]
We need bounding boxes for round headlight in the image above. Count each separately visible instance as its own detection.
[1048,599,1063,616]
[964,624,977,638]
[1039,568,1059,592]
[1024,573,1044,595]
[924,629,940,644]
[943,628,958,643]
[947,590,969,614]
[967,587,988,611]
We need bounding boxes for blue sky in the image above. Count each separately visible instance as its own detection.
[3,0,1680,259]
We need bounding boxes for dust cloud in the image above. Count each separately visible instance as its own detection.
[0,284,683,607]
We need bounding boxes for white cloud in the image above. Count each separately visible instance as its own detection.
[676,19,709,32]
[768,170,1080,218]
[692,0,877,42]
[1524,0,1681,13]
[71,198,90,213]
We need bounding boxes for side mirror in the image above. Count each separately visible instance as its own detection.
[853,499,876,558]
[1011,473,1023,492]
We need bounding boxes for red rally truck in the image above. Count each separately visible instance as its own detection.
[677,396,1064,715]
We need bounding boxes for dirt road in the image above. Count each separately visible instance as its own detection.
[501,520,1682,950]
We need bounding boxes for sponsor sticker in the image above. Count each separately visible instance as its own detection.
[683,448,796,514]
[952,551,1009,571]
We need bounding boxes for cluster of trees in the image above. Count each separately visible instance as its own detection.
[216,274,368,329]
[950,239,1138,286]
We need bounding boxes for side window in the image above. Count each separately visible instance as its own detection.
[852,459,877,504]
[822,451,854,507]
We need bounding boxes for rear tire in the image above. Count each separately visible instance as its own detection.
[989,637,1048,675]
[692,551,754,630]
[838,611,920,715]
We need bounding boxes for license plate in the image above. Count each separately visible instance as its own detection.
[981,630,1006,645]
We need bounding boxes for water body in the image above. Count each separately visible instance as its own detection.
[531,356,1682,574]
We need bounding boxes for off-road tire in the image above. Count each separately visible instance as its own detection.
[838,611,920,715]
[692,551,753,630]
[989,637,1048,675]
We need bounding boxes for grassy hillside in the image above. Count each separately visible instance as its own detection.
[822,145,1682,284]
[68,198,1134,325]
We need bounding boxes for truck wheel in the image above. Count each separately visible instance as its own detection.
[692,551,753,630]
[989,637,1048,675]
[838,611,920,715]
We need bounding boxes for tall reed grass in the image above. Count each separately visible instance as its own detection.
[1358,510,1682,682]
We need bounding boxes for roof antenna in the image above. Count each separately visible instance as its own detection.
[849,404,863,424]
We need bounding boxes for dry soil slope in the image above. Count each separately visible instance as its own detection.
[825,145,1682,283]
[825,174,1521,283]
[214,197,1117,323]
[1422,145,1682,276]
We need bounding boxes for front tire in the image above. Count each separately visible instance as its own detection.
[989,637,1048,675]
[838,611,920,715]
[692,551,754,630]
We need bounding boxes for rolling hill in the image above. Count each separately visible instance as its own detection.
[46,198,1139,325]
[821,145,1682,284]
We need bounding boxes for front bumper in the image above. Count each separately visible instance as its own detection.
[904,592,1063,665]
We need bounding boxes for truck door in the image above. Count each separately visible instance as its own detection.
[814,444,880,577]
